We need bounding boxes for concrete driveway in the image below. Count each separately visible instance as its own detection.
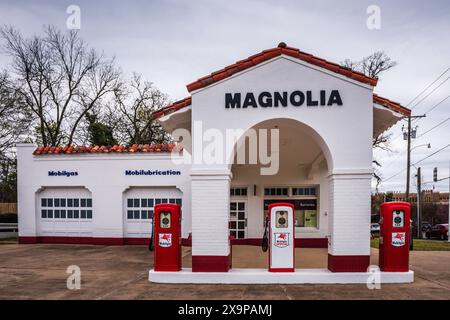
[0,244,449,300]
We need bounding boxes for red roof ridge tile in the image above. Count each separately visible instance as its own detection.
[186,44,378,92]
[373,94,410,116]
[33,143,183,155]
[152,96,192,120]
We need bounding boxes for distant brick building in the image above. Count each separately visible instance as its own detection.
[372,190,449,224]
[388,190,449,205]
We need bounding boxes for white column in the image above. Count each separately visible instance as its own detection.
[328,171,372,271]
[191,169,231,271]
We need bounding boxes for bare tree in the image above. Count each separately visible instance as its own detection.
[108,73,171,145]
[341,51,397,79]
[372,133,392,189]
[0,25,121,146]
[0,70,30,155]
[342,51,398,191]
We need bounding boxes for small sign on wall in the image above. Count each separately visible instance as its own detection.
[48,170,78,177]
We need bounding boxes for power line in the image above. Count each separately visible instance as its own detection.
[387,69,450,142]
[382,143,450,182]
[410,77,450,110]
[405,68,450,106]
[378,69,450,185]
[417,117,450,138]
[414,144,450,166]
[400,79,449,142]
[392,77,450,140]
[381,141,423,170]
[412,95,450,123]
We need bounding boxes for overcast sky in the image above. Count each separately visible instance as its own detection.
[0,0,449,193]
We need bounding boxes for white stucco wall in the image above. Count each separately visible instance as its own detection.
[190,55,374,173]
[17,144,192,239]
[189,55,374,257]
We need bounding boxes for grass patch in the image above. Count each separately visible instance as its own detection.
[371,237,450,251]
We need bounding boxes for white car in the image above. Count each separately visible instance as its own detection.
[370,223,380,233]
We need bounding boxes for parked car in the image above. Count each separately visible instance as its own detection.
[421,223,433,233]
[425,224,449,240]
[370,223,380,233]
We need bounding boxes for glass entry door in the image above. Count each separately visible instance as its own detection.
[229,201,247,239]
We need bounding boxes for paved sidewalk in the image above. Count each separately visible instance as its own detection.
[0,244,449,299]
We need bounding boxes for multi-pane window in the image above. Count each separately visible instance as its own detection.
[230,187,248,197]
[263,199,318,228]
[41,198,92,219]
[292,187,317,196]
[264,187,289,196]
[229,201,246,239]
[126,197,182,220]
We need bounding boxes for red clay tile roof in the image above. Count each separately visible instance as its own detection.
[186,43,378,92]
[152,94,410,119]
[152,96,192,120]
[33,144,182,155]
[373,94,411,116]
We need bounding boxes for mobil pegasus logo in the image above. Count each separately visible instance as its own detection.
[391,232,406,247]
[48,170,78,177]
[274,233,289,248]
[159,233,172,247]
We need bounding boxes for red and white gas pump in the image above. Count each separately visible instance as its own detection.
[267,202,295,272]
[379,201,411,272]
[153,203,182,272]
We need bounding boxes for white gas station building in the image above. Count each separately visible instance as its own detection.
[17,43,413,283]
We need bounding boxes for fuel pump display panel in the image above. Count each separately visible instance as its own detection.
[392,210,404,228]
[275,210,289,228]
[159,211,171,228]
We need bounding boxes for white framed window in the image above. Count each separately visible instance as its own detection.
[40,197,92,220]
[126,197,182,220]
[230,187,248,197]
[229,201,247,239]
[264,187,289,197]
[292,187,317,197]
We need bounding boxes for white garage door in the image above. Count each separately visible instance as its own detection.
[37,187,93,237]
[124,187,182,239]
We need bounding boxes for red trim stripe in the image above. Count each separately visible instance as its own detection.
[327,254,370,272]
[19,236,328,248]
[192,255,231,272]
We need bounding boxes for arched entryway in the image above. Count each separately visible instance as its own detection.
[228,118,333,269]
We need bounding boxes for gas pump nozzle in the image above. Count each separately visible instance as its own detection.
[262,216,269,252]
[148,219,154,251]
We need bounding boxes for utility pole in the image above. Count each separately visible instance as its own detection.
[406,116,412,200]
[417,167,422,239]
[448,161,450,242]
[404,115,426,201]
